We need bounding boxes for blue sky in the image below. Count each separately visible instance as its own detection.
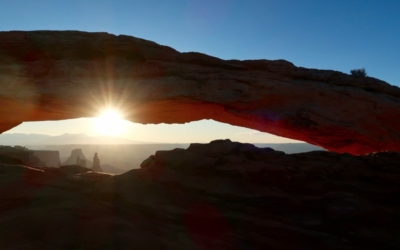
[1,0,399,143]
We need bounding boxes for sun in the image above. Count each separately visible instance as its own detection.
[94,110,128,136]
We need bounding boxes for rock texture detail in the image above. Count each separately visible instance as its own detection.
[0,31,400,154]
[0,140,399,249]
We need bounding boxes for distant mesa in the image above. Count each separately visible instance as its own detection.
[63,149,88,166]
[0,145,114,174]
[0,31,399,154]
[63,148,103,172]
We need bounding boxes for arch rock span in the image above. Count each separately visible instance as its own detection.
[0,30,399,155]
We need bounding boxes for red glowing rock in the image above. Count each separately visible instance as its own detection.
[0,31,399,154]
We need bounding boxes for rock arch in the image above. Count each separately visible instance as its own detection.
[0,31,399,155]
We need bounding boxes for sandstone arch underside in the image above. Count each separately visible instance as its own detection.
[0,31,399,155]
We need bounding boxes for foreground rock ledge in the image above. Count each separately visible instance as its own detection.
[1,30,400,154]
[1,140,400,249]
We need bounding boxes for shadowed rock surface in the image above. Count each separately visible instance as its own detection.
[1,31,399,154]
[32,150,61,167]
[0,140,399,249]
[0,145,46,167]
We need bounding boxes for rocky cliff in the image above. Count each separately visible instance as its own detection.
[0,140,399,249]
[62,148,89,166]
[0,31,399,154]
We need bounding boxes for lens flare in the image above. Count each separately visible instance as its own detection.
[94,110,127,136]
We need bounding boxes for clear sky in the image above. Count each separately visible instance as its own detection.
[1,0,399,143]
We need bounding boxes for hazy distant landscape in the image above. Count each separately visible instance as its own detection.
[0,133,149,146]
[0,133,324,173]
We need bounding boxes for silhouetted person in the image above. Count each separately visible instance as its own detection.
[92,152,103,172]
[76,155,80,165]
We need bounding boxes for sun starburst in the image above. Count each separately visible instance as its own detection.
[94,110,128,136]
